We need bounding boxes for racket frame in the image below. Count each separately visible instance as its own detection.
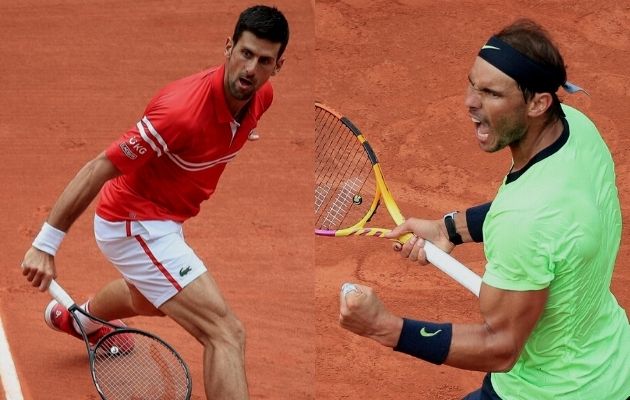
[48,280,193,399]
[315,102,407,239]
[315,103,482,296]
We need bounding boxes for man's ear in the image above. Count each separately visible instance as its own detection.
[528,92,553,118]
[272,56,285,76]
[224,37,233,58]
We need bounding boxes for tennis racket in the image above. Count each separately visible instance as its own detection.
[315,102,482,297]
[48,279,192,399]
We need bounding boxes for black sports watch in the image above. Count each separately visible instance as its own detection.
[443,211,463,246]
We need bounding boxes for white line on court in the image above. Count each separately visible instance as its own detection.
[0,316,24,400]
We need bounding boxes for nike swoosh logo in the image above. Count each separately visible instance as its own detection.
[420,327,442,337]
[481,45,500,51]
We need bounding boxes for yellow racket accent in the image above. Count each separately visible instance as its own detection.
[315,102,482,296]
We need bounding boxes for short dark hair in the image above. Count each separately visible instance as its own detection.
[495,19,567,121]
[232,5,290,59]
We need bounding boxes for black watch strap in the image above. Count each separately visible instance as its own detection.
[444,211,463,246]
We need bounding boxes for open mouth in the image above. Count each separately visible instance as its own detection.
[470,115,489,142]
[238,77,253,89]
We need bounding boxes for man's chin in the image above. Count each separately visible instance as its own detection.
[478,140,502,154]
[230,87,254,101]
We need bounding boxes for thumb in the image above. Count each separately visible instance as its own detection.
[341,282,362,298]
[383,221,410,239]
[340,282,366,307]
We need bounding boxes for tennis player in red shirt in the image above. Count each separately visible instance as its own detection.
[21,5,289,399]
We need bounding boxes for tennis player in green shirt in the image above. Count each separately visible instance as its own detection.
[338,19,630,400]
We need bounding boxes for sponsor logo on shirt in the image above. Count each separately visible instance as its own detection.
[119,142,137,160]
[128,137,147,155]
[119,136,149,160]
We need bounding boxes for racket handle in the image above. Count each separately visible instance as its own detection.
[387,230,482,296]
[48,279,76,309]
[423,241,482,297]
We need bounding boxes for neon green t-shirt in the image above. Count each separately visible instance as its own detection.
[483,105,630,400]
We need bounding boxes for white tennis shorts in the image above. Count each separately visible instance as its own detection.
[94,214,206,307]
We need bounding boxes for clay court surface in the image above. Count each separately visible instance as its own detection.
[0,1,628,399]
[314,1,629,399]
[1,1,313,399]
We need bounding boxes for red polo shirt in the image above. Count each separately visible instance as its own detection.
[96,64,273,222]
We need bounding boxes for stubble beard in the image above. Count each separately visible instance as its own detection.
[487,117,527,153]
[228,76,254,101]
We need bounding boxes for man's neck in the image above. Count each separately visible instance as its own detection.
[225,96,249,122]
[510,117,563,172]
[222,68,251,121]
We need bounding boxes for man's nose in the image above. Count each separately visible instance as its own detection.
[244,58,258,75]
[465,86,481,109]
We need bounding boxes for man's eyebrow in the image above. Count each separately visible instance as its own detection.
[469,75,503,96]
[241,45,277,62]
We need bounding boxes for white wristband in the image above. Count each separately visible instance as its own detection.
[32,222,66,256]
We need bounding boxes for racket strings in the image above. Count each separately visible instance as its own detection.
[93,331,189,399]
[315,105,375,230]
[315,111,371,224]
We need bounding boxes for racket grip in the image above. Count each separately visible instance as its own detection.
[423,241,482,297]
[48,279,76,309]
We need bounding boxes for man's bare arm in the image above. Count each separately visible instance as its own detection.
[22,151,120,290]
[340,282,548,372]
[445,284,548,371]
[47,151,121,231]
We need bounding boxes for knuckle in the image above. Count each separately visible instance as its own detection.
[345,298,358,311]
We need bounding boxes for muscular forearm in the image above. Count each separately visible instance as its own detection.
[392,319,518,372]
[391,285,547,373]
[47,152,120,232]
[444,323,516,372]
[23,152,119,290]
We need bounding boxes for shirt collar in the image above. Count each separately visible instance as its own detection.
[211,64,235,124]
[505,117,569,184]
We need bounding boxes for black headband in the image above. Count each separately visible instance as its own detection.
[478,36,585,95]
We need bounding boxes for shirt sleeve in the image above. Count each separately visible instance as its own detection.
[105,93,183,174]
[483,211,555,291]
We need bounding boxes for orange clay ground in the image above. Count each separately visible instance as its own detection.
[314,1,629,399]
[1,1,313,399]
[1,1,628,399]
